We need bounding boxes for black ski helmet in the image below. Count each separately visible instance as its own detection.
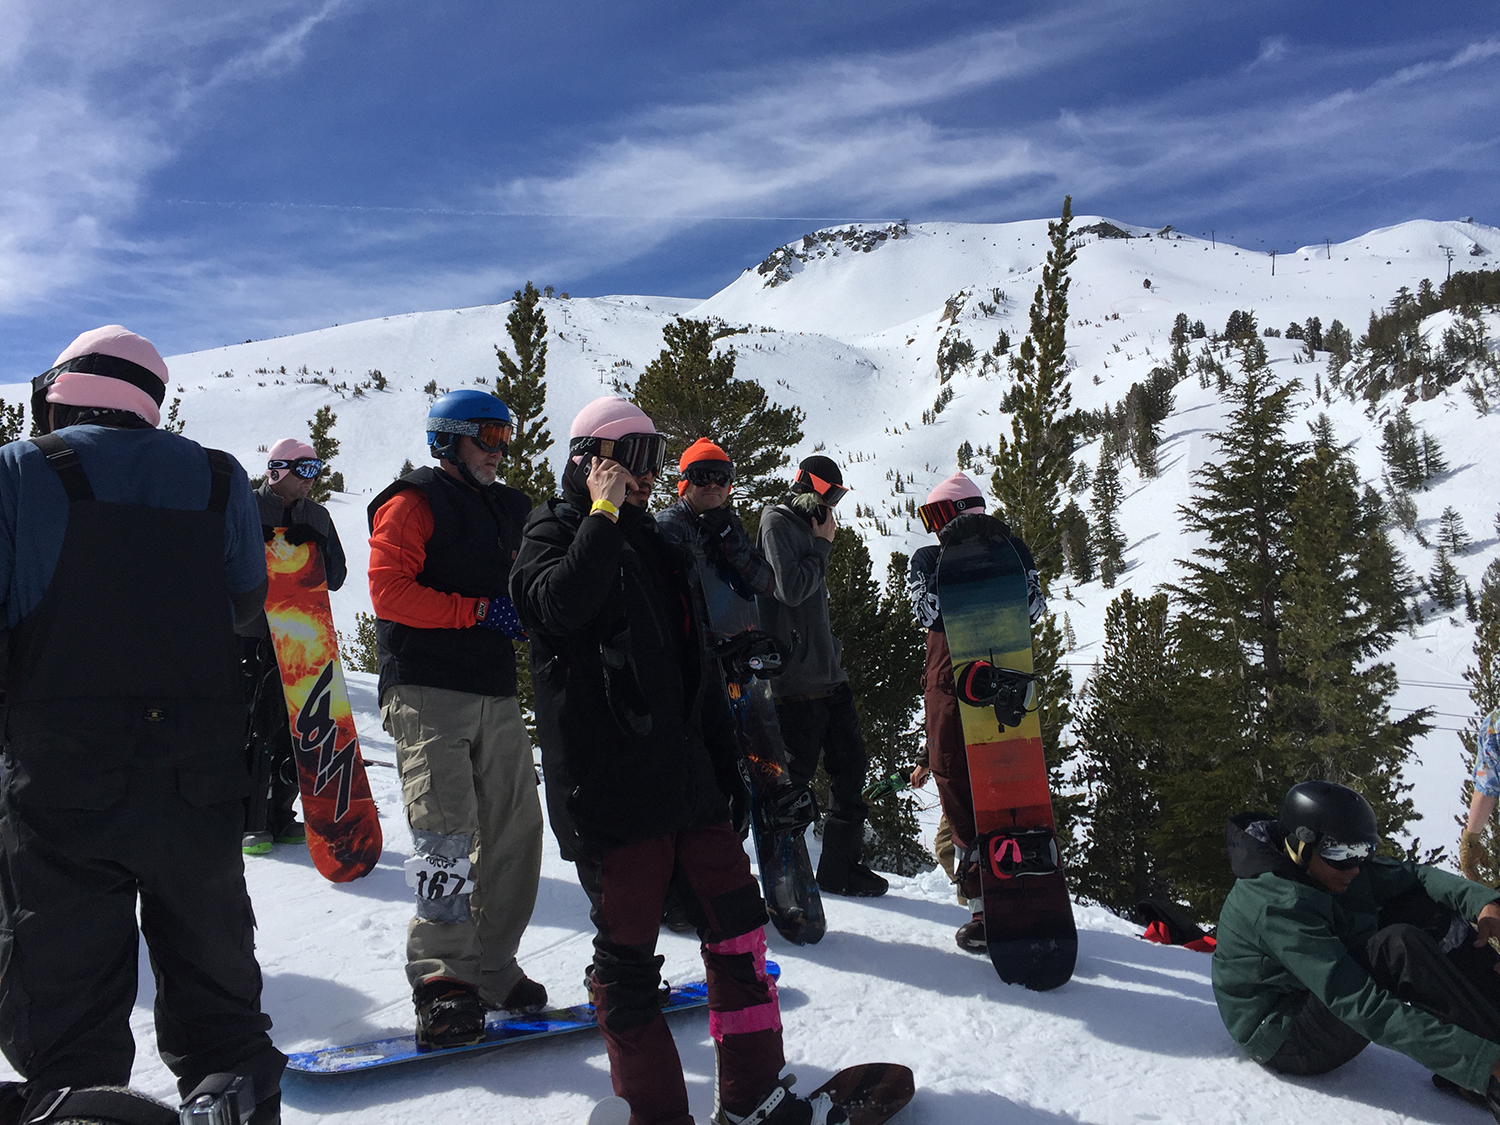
[1278,781,1378,861]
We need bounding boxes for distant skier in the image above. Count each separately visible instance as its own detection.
[367,390,545,1049]
[907,472,1045,952]
[0,327,285,1123]
[1215,780,1500,1113]
[240,437,347,853]
[512,398,846,1125]
[1460,706,1500,882]
[757,455,887,897]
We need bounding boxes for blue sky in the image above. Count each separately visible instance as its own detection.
[1,0,1497,377]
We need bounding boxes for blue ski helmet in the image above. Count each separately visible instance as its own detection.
[426,389,514,462]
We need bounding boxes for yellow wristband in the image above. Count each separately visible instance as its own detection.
[590,498,619,520]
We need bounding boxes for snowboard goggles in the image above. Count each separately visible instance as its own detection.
[427,418,514,452]
[917,495,985,533]
[268,457,324,480]
[795,469,849,506]
[683,464,733,488]
[1317,838,1374,869]
[570,432,667,477]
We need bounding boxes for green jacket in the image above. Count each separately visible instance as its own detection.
[1213,813,1500,1092]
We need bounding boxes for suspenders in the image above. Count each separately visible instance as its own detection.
[30,433,234,513]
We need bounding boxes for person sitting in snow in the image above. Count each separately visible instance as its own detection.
[905,472,1045,953]
[1214,780,1500,1118]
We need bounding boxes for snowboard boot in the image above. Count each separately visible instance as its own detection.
[815,817,889,898]
[1485,1073,1500,1123]
[273,819,306,845]
[414,978,486,1049]
[491,975,548,1013]
[662,891,696,934]
[956,914,987,954]
[242,831,273,856]
[713,1073,849,1125]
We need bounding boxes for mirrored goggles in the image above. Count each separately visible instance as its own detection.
[570,432,667,477]
[268,457,324,480]
[1318,839,1374,870]
[684,464,733,488]
[917,495,985,533]
[457,419,515,452]
[798,469,849,506]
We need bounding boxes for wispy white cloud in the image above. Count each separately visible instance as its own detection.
[0,1,359,316]
[1247,35,1289,71]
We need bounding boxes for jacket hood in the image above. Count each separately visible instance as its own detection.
[1227,812,1305,881]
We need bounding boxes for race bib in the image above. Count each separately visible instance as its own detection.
[404,854,473,900]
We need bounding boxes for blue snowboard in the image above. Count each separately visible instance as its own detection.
[287,962,781,1074]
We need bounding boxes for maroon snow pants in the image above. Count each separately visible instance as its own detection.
[576,822,783,1125]
[924,630,980,901]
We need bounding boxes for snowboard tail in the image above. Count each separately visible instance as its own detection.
[808,1063,915,1125]
[733,679,825,945]
[288,963,781,1074]
[264,530,382,883]
[937,535,1076,990]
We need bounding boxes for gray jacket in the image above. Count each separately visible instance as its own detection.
[755,501,846,698]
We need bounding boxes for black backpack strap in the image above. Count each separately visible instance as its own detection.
[204,448,233,514]
[29,434,95,503]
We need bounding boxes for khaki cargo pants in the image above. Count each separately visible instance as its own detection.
[382,684,543,1002]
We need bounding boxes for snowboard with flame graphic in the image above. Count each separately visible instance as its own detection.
[265,529,381,881]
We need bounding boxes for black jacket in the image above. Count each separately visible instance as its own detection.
[509,467,738,860]
[368,467,530,701]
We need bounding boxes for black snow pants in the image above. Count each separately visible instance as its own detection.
[243,636,299,837]
[0,770,285,1100]
[1267,896,1500,1076]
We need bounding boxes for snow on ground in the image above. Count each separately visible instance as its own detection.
[1,215,1497,1120]
[0,671,1481,1124]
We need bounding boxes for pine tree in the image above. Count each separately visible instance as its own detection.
[1060,499,1095,583]
[1072,590,1177,911]
[306,406,339,503]
[1439,506,1472,554]
[1429,545,1460,611]
[1272,445,1423,830]
[493,281,557,503]
[627,318,804,513]
[990,196,1077,587]
[1033,609,1075,842]
[0,399,24,444]
[824,530,927,874]
[1154,351,1305,916]
[1090,442,1126,588]
[1458,560,1500,884]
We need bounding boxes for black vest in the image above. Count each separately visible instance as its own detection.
[367,466,530,701]
[4,434,248,810]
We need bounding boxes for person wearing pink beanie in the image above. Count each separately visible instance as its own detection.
[239,437,347,855]
[511,398,839,1125]
[907,472,1047,955]
[0,328,285,1122]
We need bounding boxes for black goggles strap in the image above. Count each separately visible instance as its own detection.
[35,353,167,407]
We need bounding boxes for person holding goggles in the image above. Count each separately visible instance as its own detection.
[1214,780,1500,1116]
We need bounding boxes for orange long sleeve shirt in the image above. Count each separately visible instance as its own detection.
[368,487,484,630]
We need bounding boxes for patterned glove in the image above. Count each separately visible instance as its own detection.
[477,596,528,640]
[1461,831,1488,883]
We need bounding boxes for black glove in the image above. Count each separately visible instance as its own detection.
[284,523,328,549]
[698,504,736,540]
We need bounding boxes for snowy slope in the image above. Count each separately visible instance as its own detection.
[0,214,1497,1122]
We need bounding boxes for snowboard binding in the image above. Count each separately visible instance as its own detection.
[714,630,785,681]
[968,828,1060,881]
[953,656,1038,729]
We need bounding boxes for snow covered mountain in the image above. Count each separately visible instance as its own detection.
[2,214,1496,1124]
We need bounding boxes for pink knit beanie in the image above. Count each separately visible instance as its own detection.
[47,325,169,427]
[926,472,985,507]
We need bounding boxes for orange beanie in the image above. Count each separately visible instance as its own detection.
[678,437,732,495]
